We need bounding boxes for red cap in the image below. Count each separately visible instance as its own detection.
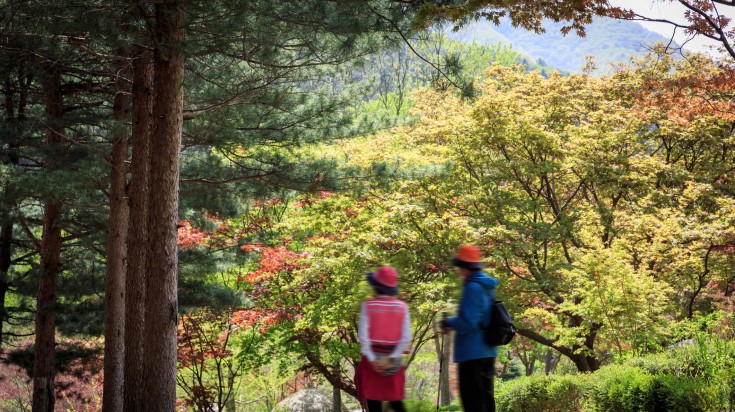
[367,266,399,295]
[374,266,398,287]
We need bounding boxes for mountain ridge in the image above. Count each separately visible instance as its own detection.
[450,17,676,73]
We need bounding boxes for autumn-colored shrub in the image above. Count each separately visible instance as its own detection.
[0,339,103,412]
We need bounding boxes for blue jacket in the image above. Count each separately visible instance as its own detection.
[446,271,499,363]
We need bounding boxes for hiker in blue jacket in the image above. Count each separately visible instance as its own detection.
[441,245,499,412]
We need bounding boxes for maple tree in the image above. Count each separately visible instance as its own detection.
[229,186,466,397]
[172,205,292,410]
[407,55,735,370]
[165,46,735,403]
[177,308,262,412]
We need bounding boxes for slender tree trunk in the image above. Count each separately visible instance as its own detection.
[142,2,185,410]
[432,321,451,406]
[524,358,535,376]
[439,333,451,405]
[0,166,13,351]
[226,368,236,412]
[544,349,560,375]
[1,65,27,349]
[32,64,64,412]
[124,47,153,412]
[1,77,13,348]
[103,49,131,412]
[0,221,11,346]
[332,363,342,412]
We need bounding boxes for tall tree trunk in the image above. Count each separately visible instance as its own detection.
[1,76,13,348]
[0,221,11,347]
[103,49,131,412]
[142,2,185,410]
[1,65,28,348]
[124,46,153,412]
[32,64,64,412]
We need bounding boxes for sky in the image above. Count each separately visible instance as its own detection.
[609,0,727,56]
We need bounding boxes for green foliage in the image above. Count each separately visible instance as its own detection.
[234,51,735,395]
[498,357,524,381]
[627,335,735,401]
[402,398,463,411]
[586,367,720,412]
[349,30,561,125]
[233,365,296,412]
[497,374,584,412]
[404,54,735,370]
[495,339,735,412]
[404,399,441,411]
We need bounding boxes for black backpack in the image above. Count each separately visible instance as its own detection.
[484,299,516,346]
[471,280,517,346]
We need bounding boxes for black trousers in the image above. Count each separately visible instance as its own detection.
[365,399,406,412]
[458,357,496,412]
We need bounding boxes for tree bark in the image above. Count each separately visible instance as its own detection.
[124,46,153,412]
[439,333,451,405]
[517,323,602,373]
[0,221,11,347]
[332,382,342,412]
[32,64,64,412]
[141,2,185,410]
[544,349,560,375]
[432,319,452,406]
[331,362,343,412]
[568,352,599,373]
[226,368,236,412]
[103,49,131,412]
[1,64,28,349]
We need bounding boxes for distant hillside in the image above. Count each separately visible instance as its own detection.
[452,17,674,73]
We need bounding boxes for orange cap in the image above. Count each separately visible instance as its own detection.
[451,245,484,269]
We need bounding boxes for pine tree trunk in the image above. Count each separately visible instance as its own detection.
[103,49,131,412]
[142,2,185,410]
[1,63,27,349]
[32,64,64,412]
[0,221,11,347]
[1,79,13,348]
[124,46,153,412]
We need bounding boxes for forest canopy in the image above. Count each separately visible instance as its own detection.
[1,1,735,411]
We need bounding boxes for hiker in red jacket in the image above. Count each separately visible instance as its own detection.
[354,266,411,412]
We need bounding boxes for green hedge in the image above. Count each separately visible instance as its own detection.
[584,366,721,412]
[496,374,584,412]
[495,338,735,412]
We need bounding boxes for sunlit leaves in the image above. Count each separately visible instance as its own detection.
[403,54,735,368]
